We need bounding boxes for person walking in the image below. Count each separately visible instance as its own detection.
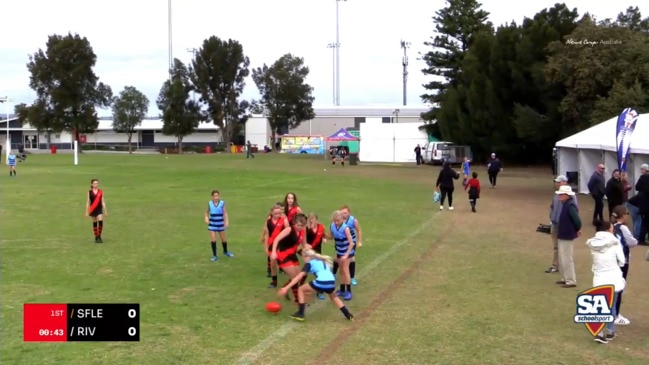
[246,140,255,159]
[546,175,579,273]
[588,163,606,225]
[554,185,581,288]
[487,153,502,188]
[435,162,460,210]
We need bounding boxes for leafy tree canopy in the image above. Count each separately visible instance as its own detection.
[22,33,112,138]
[251,53,315,145]
[157,59,202,152]
[112,86,149,153]
[190,36,250,145]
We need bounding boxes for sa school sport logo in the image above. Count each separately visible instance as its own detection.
[574,285,615,336]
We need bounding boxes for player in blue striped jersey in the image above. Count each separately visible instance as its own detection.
[341,205,363,286]
[7,151,17,177]
[204,190,233,261]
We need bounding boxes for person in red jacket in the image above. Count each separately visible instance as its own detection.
[465,172,481,212]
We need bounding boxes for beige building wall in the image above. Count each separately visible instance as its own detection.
[289,117,355,136]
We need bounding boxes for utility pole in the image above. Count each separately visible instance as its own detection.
[326,43,339,105]
[335,0,346,106]
[400,40,410,106]
[168,0,173,80]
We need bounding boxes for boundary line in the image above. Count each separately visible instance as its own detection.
[236,212,440,365]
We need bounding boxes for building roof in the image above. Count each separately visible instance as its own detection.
[555,113,649,154]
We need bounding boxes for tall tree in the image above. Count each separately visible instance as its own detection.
[616,6,649,32]
[23,33,112,142]
[420,0,491,136]
[190,36,250,146]
[157,59,202,153]
[545,16,649,132]
[252,53,316,147]
[111,86,149,153]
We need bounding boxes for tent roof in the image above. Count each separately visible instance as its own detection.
[555,113,649,154]
[326,128,359,141]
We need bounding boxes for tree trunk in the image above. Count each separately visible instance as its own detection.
[127,133,133,154]
[177,136,183,153]
[271,131,276,151]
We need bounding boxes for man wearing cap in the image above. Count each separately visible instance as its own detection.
[546,175,579,273]
[587,163,606,225]
[555,185,581,288]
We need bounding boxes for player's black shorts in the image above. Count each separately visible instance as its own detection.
[89,208,103,218]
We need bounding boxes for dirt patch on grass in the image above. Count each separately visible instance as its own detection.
[168,287,197,304]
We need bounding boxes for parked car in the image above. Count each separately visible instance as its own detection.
[422,142,472,165]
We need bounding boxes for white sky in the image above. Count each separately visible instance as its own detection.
[0,0,642,116]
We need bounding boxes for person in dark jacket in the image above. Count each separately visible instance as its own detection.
[555,185,581,288]
[414,144,422,165]
[487,153,502,188]
[587,164,606,225]
[605,169,624,219]
[435,162,460,210]
[634,163,649,245]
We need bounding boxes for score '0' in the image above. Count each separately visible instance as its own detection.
[128,309,137,318]
[128,327,137,336]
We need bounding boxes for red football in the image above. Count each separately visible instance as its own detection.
[266,301,282,314]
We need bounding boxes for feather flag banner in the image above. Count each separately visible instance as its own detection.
[616,108,639,172]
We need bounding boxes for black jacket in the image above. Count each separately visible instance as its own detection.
[605,178,624,207]
[436,167,460,189]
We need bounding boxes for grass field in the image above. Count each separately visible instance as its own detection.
[1,153,648,365]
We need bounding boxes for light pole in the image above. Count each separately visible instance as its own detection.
[335,0,346,106]
[326,43,339,105]
[392,109,400,162]
[168,0,173,80]
[0,96,9,155]
[187,48,198,101]
[400,40,410,106]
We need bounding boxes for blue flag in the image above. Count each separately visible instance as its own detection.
[616,108,639,172]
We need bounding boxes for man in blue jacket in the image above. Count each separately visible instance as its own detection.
[555,185,582,288]
[546,175,579,273]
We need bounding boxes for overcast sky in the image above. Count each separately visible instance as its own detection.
[0,0,641,116]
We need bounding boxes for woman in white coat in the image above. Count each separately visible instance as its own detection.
[585,220,626,344]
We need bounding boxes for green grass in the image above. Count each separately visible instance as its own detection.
[2,153,649,365]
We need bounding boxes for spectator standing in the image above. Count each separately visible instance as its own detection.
[554,185,581,288]
[546,175,579,273]
[587,163,606,225]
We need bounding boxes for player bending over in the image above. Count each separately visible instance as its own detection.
[278,248,354,322]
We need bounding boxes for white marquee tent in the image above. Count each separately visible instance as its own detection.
[555,113,649,194]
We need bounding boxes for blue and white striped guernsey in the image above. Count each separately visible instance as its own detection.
[208,200,225,232]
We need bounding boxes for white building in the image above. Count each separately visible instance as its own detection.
[245,105,430,148]
[1,105,432,151]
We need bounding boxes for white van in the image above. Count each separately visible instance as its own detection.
[422,141,454,165]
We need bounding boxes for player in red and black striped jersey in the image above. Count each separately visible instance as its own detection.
[262,204,290,287]
[270,213,307,305]
[304,213,327,299]
[85,179,108,243]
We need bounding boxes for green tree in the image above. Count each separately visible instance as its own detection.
[251,53,315,147]
[111,86,149,153]
[508,4,580,160]
[616,6,649,32]
[157,59,202,153]
[420,0,491,136]
[15,100,56,147]
[23,33,112,142]
[546,16,649,132]
[190,36,250,146]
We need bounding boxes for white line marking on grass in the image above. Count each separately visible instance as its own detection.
[236,212,440,365]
